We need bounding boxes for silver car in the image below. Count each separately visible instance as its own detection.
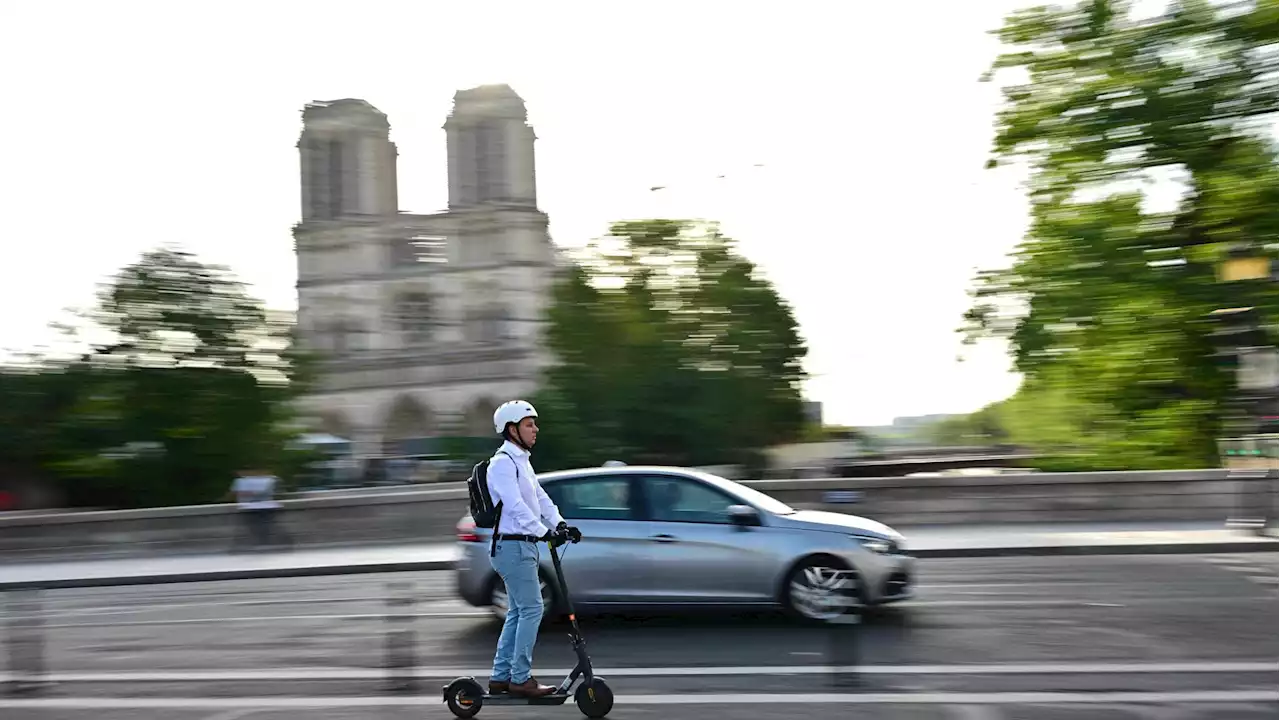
[454,465,915,623]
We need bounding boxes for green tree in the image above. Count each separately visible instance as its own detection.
[6,248,319,508]
[0,365,97,503]
[928,404,1009,447]
[964,0,1278,469]
[533,219,808,472]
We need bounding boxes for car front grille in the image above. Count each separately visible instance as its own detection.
[883,571,911,597]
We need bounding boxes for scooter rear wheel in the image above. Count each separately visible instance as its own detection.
[574,677,613,718]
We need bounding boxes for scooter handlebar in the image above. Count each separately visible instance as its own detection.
[541,525,583,547]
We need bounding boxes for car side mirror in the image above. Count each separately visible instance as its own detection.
[728,504,760,529]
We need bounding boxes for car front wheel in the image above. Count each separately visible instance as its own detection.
[783,556,861,623]
[489,573,555,623]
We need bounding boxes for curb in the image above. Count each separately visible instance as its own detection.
[912,540,1279,559]
[2,539,1274,591]
[0,560,457,591]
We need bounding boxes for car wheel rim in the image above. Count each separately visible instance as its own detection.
[789,565,858,621]
[491,578,552,620]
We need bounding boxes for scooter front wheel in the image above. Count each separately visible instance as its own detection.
[445,678,484,718]
[574,677,613,718]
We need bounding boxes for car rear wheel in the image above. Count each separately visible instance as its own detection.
[783,556,861,623]
[490,573,555,623]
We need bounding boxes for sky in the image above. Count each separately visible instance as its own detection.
[0,0,1089,427]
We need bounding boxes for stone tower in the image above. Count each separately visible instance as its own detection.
[297,99,399,220]
[444,84,538,210]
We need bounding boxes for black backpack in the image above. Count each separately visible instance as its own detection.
[467,451,515,554]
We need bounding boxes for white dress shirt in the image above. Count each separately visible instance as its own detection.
[486,440,564,537]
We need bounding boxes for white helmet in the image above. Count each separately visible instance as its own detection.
[493,400,538,435]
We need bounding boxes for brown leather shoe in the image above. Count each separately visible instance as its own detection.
[508,677,556,698]
[487,679,509,695]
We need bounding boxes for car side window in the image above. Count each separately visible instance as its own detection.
[644,476,737,524]
[543,477,634,521]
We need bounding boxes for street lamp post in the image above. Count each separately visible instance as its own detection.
[1214,242,1278,536]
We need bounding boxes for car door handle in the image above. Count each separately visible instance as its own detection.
[650,534,678,544]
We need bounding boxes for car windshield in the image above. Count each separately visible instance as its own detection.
[693,471,797,515]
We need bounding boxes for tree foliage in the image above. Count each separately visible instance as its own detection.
[531,219,808,474]
[0,249,318,508]
[928,404,1010,447]
[964,0,1279,469]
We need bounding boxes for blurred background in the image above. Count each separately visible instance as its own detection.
[0,1,1276,719]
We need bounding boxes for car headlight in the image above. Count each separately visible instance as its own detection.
[852,535,895,554]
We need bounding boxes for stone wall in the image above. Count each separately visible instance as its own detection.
[0,469,1269,563]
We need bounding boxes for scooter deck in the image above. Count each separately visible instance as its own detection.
[480,692,570,706]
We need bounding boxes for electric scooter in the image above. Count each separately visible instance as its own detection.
[443,530,613,719]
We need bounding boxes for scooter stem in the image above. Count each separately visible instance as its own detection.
[547,539,583,639]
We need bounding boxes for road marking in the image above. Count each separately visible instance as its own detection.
[23,595,456,620]
[200,710,261,720]
[1123,703,1200,720]
[6,661,1274,683]
[44,576,455,598]
[950,706,1004,720]
[24,594,1279,628]
[901,596,1273,608]
[43,574,437,601]
[0,690,1275,708]
[913,582,1136,591]
[28,608,490,628]
[1205,555,1251,563]
[1202,555,1278,592]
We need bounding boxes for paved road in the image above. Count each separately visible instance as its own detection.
[2,553,1276,719]
[2,702,1280,717]
[2,697,1279,720]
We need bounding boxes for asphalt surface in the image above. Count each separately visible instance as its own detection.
[2,553,1277,719]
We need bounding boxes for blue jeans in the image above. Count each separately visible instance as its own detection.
[490,539,543,684]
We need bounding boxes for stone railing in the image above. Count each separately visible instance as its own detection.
[0,469,1269,563]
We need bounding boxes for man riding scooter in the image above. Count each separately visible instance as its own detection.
[485,400,582,699]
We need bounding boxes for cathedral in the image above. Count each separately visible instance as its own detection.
[292,85,559,460]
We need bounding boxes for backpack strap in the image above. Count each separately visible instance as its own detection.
[489,450,517,557]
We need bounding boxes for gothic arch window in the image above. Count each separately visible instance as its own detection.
[304,138,346,219]
[466,303,507,344]
[330,320,349,355]
[461,234,493,265]
[475,121,507,203]
[382,394,436,456]
[310,317,360,356]
[337,317,367,354]
[394,291,434,346]
[464,397,499,437]
[317,411,354,440]
[326,139,345,216]
[389,237,417,266]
